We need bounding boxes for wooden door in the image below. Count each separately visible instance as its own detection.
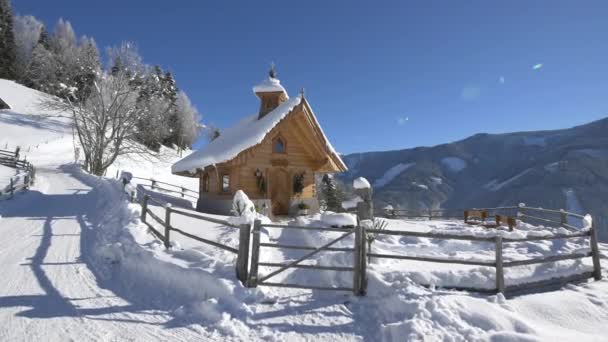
[270,168,290,216]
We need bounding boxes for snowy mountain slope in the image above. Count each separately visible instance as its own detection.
[340,117,608,231]
[2,79,608,341]
[0,80,72,150]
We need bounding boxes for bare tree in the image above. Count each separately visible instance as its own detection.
[44,68,152,176]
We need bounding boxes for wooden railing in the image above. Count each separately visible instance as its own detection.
[0,148,35,200]
[130,175,199,201]
[366,223,600,294]
[138,194,252,284]
[246,221,359,293]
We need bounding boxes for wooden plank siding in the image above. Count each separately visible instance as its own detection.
[197,105,324,200]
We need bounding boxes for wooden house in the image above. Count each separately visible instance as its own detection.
[172,68,347,216]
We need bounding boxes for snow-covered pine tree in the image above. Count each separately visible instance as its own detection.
[73,36,100,101]
[321,174,345,212]
[26,36,59,92]
[0,0,18,80]
[174,91,202,149]
[13,15,43,83]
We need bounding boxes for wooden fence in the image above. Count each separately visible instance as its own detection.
[130,175,198,201]
[246,221,362,293]
[0,148,35,200]
[372,204,601,293]
[138,194,252,284]
[128,176,602,296]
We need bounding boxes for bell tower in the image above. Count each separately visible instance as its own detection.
[253,64,289,119]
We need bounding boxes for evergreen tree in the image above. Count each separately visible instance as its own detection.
[13,15,43,83]
[111,56,123,76]
[73,36,100,101]
[26,40,58,92]
[0,0,18,80]
[321,174,345,212]
[38,26,50,49]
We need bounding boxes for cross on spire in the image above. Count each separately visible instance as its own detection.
[269,62,277,79]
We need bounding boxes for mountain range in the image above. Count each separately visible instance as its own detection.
[339,117,608,224]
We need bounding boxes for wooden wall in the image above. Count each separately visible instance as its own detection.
[198,107,324,201]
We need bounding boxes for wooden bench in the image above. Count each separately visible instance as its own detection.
[464,210,488,225]
[495,215,516,231]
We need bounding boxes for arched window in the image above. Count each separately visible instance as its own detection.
[273,136,286,154]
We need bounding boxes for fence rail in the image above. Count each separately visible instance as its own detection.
[129,175,199,200]
[139,194,240,253]
[0,148,35,200]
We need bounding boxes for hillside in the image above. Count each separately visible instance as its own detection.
[340,118,608,226]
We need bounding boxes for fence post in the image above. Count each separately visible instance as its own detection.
[141,194,149,222]
[164,204,172,249]
[115,169,119,179]
[236,223,251,285]
[590,218,602,281]
[9,178,14,197]
[495,235,505,293]
[353,224,362,295]
[181,187,185,198]
[247,219,261,287]
[151,179,156,190]
[560,209,567,226]
[360,224,368,295]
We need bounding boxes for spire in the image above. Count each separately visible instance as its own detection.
[269,62,277,79]
[253,64,289,119]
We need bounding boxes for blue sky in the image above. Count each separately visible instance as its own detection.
[13,1,608,154]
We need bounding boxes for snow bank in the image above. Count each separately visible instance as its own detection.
[373,162,415,188]
[321,211,357,227]
[441,157,467,172]
[172,96,303,174]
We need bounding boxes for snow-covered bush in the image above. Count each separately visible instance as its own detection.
[228,190,271,226]
[232,190,255,217]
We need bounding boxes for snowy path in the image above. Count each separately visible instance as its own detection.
[0,165,210,341]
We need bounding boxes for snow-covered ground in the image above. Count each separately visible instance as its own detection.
[0,164,17,190]
[1,79,608,341]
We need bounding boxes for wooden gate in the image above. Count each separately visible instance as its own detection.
[246,220,367,295]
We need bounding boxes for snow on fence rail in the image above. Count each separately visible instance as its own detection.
[0,147,35,200]
[130,175,198,201]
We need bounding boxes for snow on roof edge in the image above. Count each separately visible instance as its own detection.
[172,96,303,174]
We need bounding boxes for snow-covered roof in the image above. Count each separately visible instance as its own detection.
[252,77,288,95]
[172,96,303,174]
